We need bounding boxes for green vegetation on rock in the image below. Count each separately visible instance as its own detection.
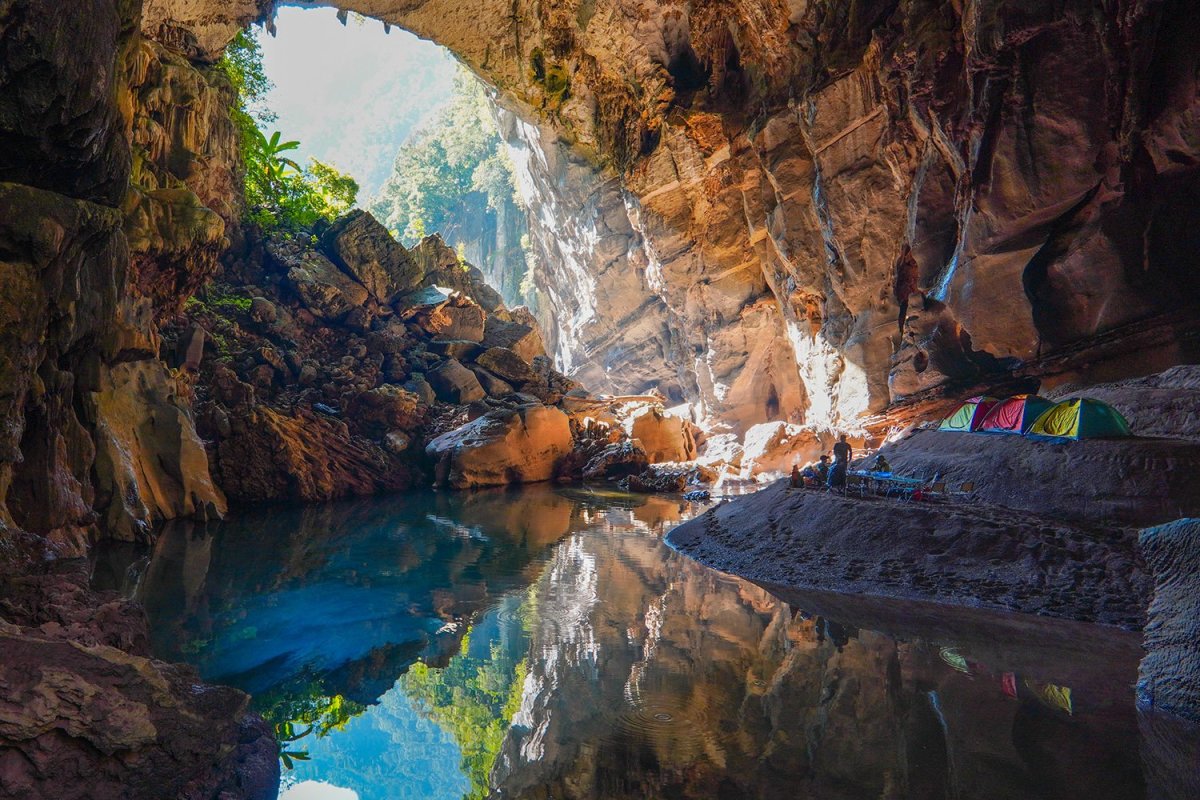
[218,28,359,231]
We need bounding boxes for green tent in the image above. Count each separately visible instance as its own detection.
[938,396,999,432]
[1027,398,1132,439]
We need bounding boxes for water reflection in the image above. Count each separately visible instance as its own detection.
[93,487,1188,799]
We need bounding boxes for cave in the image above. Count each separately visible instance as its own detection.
[2,1,1200,798]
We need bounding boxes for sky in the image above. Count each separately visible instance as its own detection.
[257,7,459,198]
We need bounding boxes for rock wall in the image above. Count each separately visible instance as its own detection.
[0,1,235,553]
[0,5,275,796]
[206,0,1197,435]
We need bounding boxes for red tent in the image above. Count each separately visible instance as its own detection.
[977,395,1055,434]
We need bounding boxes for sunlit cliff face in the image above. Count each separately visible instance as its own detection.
[144,0,1200,436]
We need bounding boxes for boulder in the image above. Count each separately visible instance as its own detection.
[698,432,744,468]
[283,250,370,322]
[427,359,486,404]
[1138,518,1200,721]
[321,209,421,303]
[249,296,276,324]
[398,285,452,315]
[583,440,650,480]
[428,339,483,361]
[426,405,573,488]
[483,314,545,363]
[476,347,536,385]
[427,301,485,342]
[520,355,578,404]
[409,234,505,311]
[403,374,437,406]
[469,366,515,397]
[739,421,828,480]
[623,405,697,463]
[624,463,717,493]
[345,385,422,438]
[384,431,411,455]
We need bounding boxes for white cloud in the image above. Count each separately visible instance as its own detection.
[280,780,361,800]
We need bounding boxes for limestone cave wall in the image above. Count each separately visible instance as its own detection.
[143,0,1200,434]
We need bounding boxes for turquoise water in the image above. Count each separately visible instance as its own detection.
[94,486,1186,799]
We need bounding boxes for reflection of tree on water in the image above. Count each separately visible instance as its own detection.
[401,592,534,800]
[99,488,1155,800]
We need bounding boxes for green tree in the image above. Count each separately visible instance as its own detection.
[217,27,360,232]
[370,69,519,246]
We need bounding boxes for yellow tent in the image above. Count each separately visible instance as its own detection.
[1027,398,1132,439]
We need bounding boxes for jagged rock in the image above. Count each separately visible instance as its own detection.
[321,209,420,304]
[427,339,483,361]
[623,405,697,463]
[483,314,545,364]
[213,406,410,502]
[345,384,422,438]
[344,305,372,333]
[697,432,744,468]
[476,347,536,385]
[1138,518,1200,722]
[426,404,572,488]
[0,569,278,800]
[427,359,486,404]
[403,374,437,406]
[210,365,255,408]
[582,440,650,481]
[277,244,369,322]
[469,366,515,398]
[426,300,485,342]
[399,285,451,315]
[408,234,505,312]
[624,463,716,494]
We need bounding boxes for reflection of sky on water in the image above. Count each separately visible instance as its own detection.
[280,677,469,800]
[97,486,1183,800]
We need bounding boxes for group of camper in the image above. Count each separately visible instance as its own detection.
[791,435,857,489]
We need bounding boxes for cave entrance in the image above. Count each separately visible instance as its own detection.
[243,6,536,312]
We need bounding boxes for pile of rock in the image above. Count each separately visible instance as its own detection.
[174,210,575,500]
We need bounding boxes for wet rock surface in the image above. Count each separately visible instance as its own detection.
[0,560,277,800]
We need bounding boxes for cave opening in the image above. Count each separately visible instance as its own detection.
[246,7,538,313]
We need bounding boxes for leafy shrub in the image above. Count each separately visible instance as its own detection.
[217,29,359,232]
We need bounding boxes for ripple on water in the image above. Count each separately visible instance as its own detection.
[608,696,715,750]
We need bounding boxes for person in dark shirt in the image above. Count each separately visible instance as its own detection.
[827,435,852,489]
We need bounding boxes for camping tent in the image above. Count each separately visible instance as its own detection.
[1027,398,1132,439]
[938,396,999,432]
[977,394,1056,434]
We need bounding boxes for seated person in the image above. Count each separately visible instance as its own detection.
[872,453,891,473]
[814,455,831,483]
